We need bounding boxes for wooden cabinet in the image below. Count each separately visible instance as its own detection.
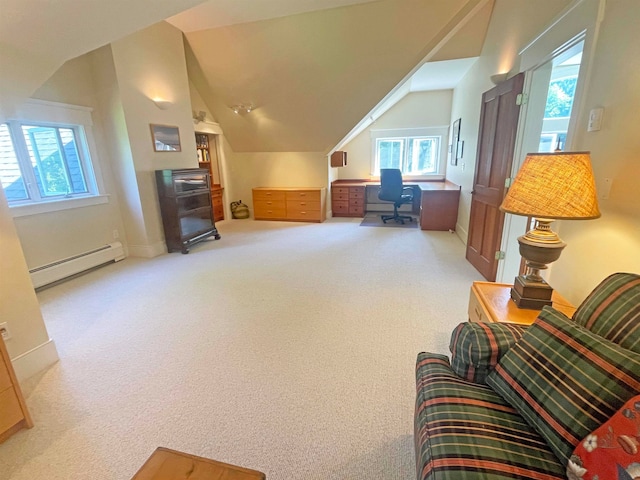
[419,183,461,231]
[330,151,347,167]
[211,186,224,222]
[156,169,221,254]
[331,185,365,217]
[196,132,224,221]
[0,336,33,443]
[253,188,326,222]
[468,281,576,325]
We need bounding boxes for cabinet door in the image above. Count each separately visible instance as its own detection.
[177,194,210,215]
[180,208,214,238]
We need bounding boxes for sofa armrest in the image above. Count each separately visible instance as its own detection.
[449,322,528,384]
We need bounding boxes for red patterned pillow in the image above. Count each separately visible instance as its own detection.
[568,395,640,480]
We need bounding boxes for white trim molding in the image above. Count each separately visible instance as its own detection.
[12,338,59,381]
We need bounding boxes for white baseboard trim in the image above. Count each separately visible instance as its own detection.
[12,338,59,381]
[456,222,468,245]
[128,241,166,258]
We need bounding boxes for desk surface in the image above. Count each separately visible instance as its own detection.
[332,179,460,191]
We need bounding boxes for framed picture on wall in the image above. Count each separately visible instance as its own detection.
[150,124,181,152]
[451,118,461,165]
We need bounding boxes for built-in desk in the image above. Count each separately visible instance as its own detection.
[331,180,460,231]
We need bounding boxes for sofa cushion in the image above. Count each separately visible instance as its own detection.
[415,352,565,480]
[567,394,640,480]
[486,307,640,467]
[449,322,528,384]
[572,272,640,353]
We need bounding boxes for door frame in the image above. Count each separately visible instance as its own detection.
[495,0,605,284]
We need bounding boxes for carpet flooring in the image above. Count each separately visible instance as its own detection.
[0,218,481,480]
[359,213,418,228]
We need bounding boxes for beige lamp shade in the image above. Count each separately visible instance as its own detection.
[500,152,601,219]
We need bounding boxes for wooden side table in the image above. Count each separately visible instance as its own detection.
[132,447,266,480]
[468,281,576,325]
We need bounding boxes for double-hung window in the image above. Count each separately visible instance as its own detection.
[371,127,448,179]
[0,100,106,216]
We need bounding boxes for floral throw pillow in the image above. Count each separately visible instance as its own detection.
[568,395,640,480]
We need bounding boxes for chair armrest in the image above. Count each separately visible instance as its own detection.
[449,322,528,384]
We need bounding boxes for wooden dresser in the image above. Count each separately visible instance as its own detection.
[253,187,326,222]
[331,184,365,217]
[0,336,33,443]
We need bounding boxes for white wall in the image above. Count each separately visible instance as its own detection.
[227,151,328,215]
[448,0,640,303]
[13,54,127,268]
[110,21,200,257]
[550,0,640,303]
[337,90,453,180]
[446,0,574,244]
[0,187,57,376]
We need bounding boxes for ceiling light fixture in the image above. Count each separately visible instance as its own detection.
[490,73,509,85]
[153,98,172,110]
[232,104,254,114]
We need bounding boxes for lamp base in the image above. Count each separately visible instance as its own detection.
[510,275,553,309]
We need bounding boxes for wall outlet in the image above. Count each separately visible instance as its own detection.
[0,322,11,341]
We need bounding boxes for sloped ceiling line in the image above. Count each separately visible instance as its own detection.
[183,0,494,153]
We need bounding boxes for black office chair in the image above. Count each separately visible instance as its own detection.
[378,168,414,224]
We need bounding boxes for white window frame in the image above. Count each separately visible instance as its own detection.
[1,99,108,217]
[370,127,448,180]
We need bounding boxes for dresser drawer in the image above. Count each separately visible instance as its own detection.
[286,200,321,213]
[0,356,11,392]
[333,202,349,214]
[287,210,322,221]
[349,187,365,198]
[468,285,489,323]
[349,205,364,216]
[0,387,23,435]
[253,190,286,202]
[285,190,320,201]
[213,205,224,221]
[333,192,349,202]
[254,200,286,217]
[349,198,365,208]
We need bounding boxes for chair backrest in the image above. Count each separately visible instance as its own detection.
[378,168,404,202]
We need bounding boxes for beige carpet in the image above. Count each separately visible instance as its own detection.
[0,218,481,480]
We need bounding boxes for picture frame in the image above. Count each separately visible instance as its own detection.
[451,118,461,165]
[150,124,181,152]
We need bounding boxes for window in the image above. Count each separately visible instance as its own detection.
[0,100,106,215]
[371,127,447,178]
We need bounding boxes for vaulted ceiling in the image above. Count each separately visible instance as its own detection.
[1,0,494,154]
[0,0,207,115]
[174,0,494,152]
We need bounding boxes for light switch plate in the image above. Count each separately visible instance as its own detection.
[588,107,604,132]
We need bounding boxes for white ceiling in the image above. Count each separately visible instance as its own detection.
[409,57,478,92]
[167,0,381,32]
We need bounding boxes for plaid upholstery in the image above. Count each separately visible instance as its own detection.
[486,307,640,467]
[449,322,528,384]
[572,272,640,353]
[415,353,565,480]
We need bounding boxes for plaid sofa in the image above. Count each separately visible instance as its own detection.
[414,273,640,480]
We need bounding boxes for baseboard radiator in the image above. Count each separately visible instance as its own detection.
[29,242,125,290]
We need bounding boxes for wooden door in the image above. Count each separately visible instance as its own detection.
[466,73,524,281]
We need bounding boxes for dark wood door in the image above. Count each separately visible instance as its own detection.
[466,73,525,281]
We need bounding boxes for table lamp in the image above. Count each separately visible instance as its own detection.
[499,151,600,309]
